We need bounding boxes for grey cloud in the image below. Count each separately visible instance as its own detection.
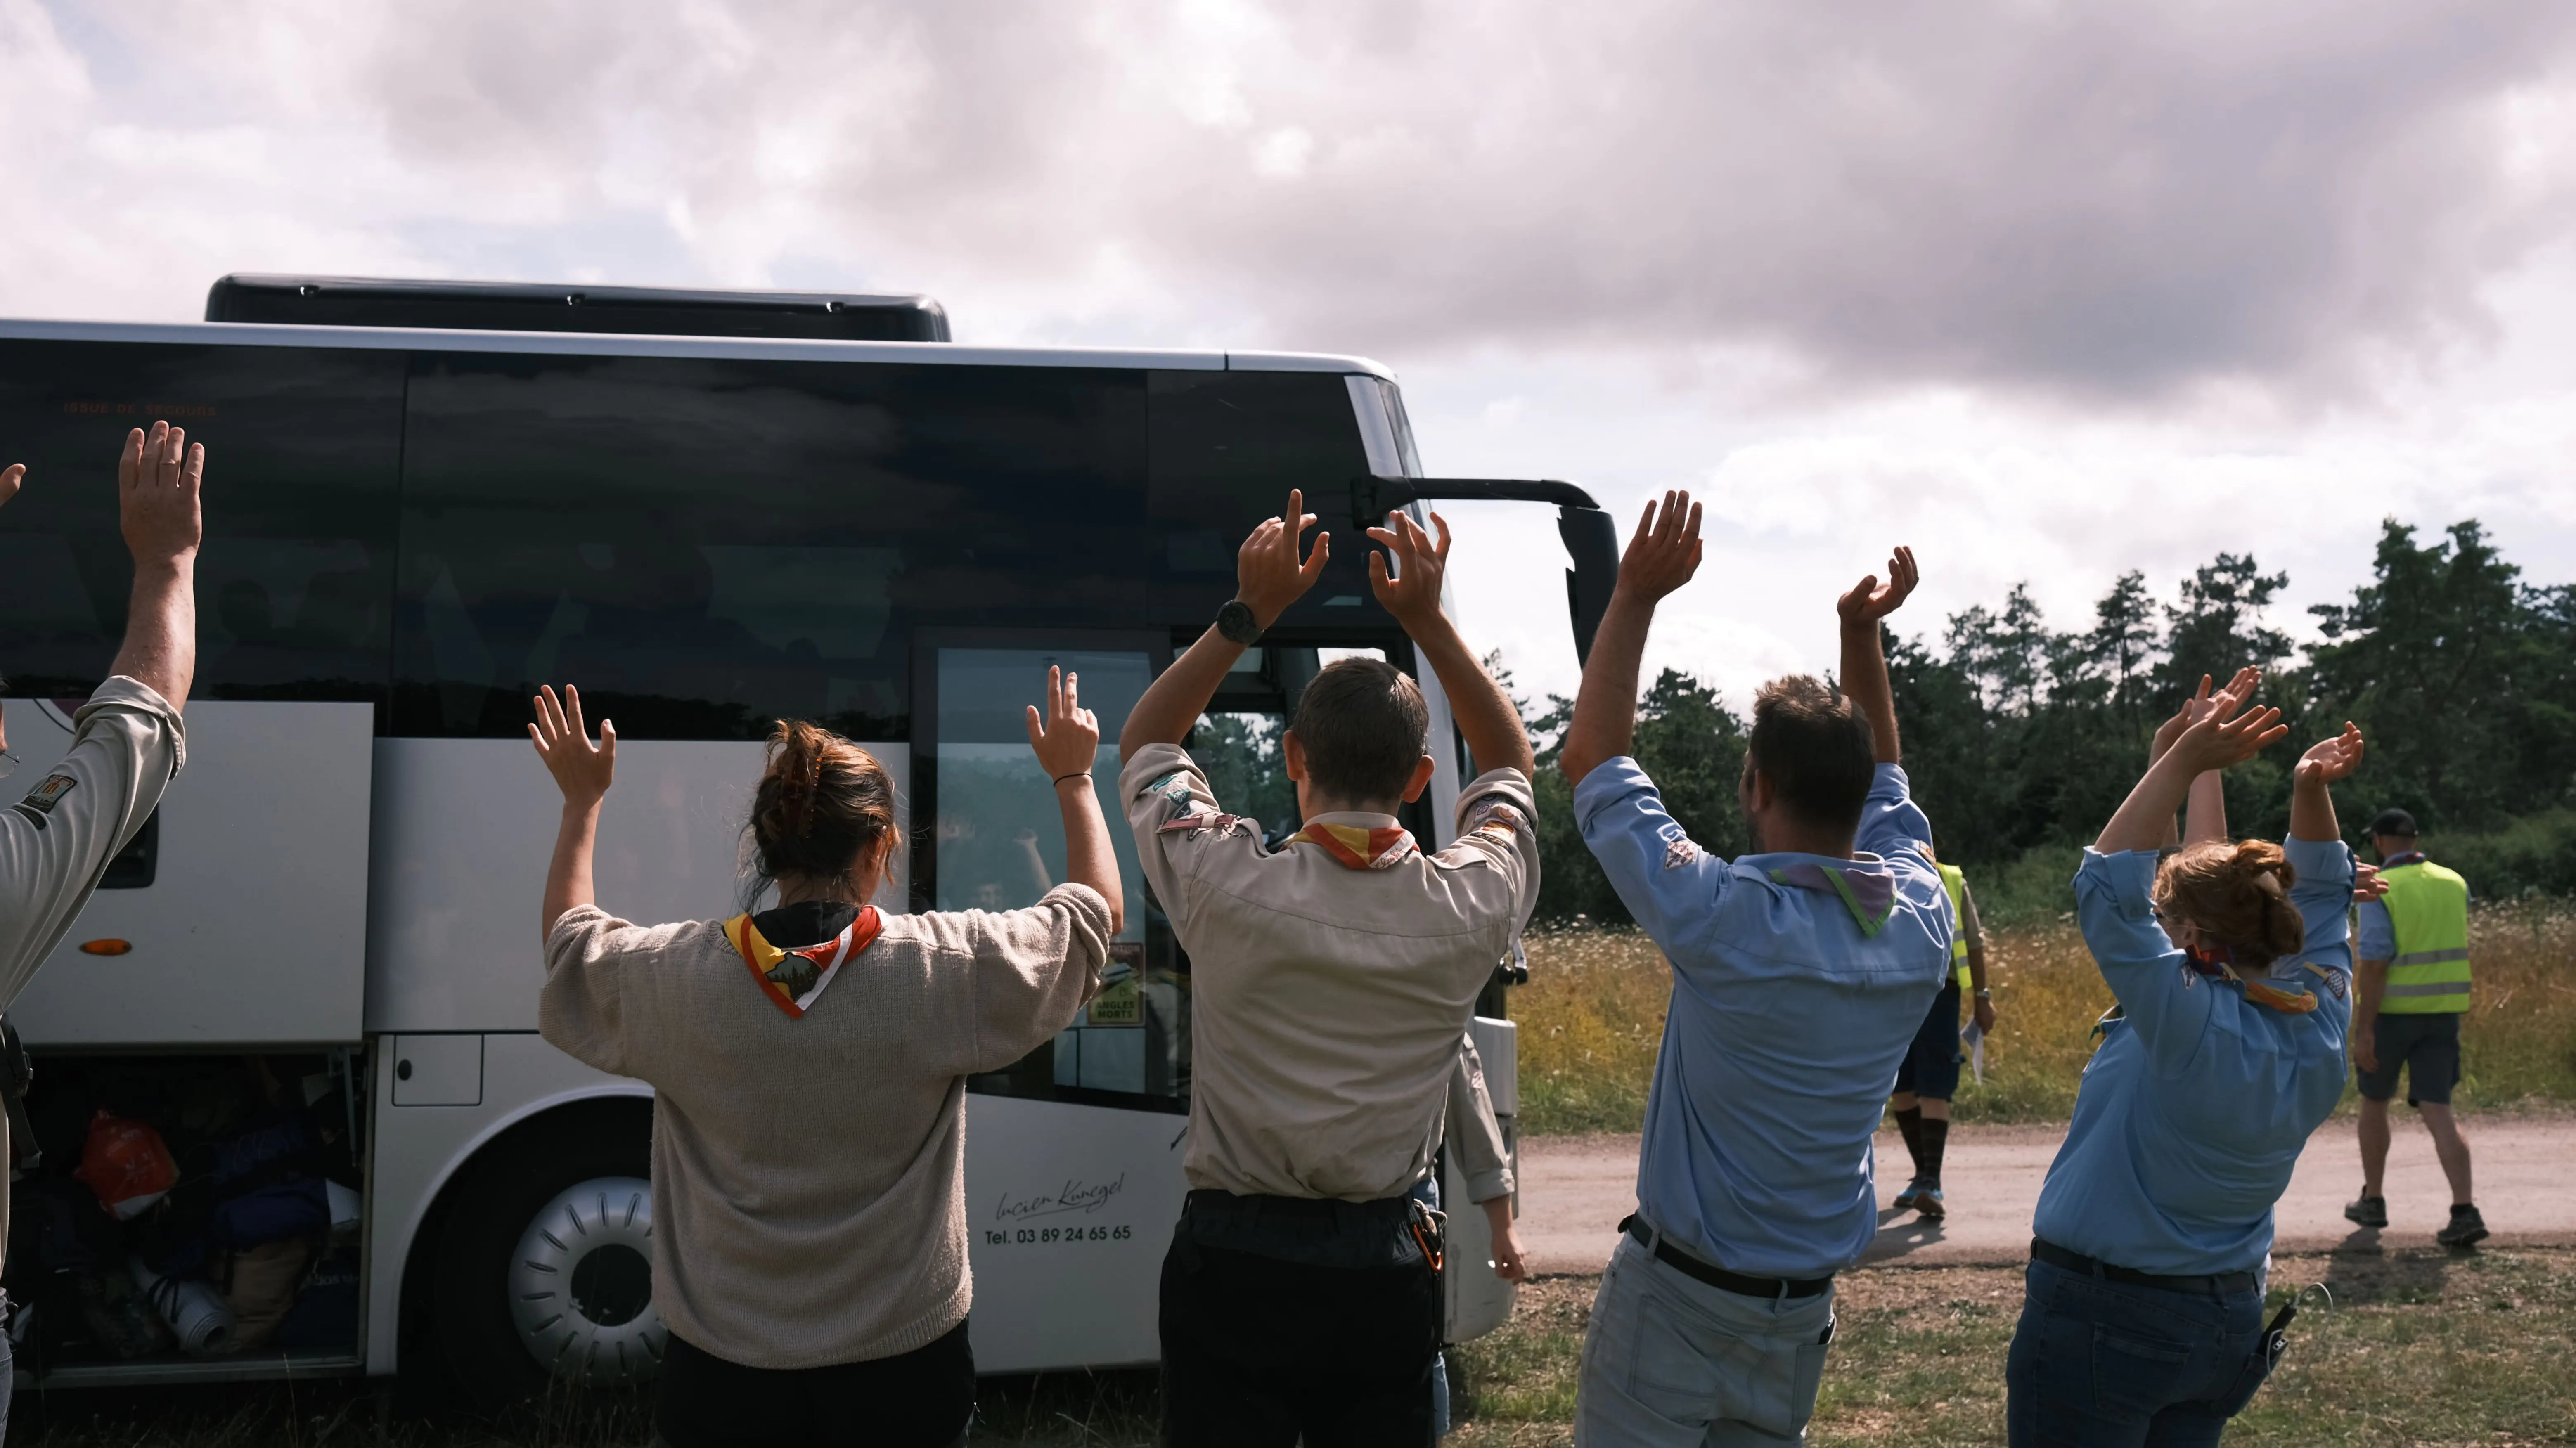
[75,0,2576,400]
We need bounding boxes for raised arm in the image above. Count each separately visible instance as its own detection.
[2096,695,2285,855]
[1120,488,1328,760]
[1560,491,1701,788]
[1368,511,1534,779]
[1027,666,1125,934]
[107,423,207,710]
[2290,722,2363,845]
[529,686,615,940]
[1835,545,1918,765]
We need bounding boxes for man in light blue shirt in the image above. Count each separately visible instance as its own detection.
[1559,492,1952,1447]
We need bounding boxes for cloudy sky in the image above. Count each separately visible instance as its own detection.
[11,0,2576,705]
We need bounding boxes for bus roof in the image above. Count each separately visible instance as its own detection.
[0,316,1396,382]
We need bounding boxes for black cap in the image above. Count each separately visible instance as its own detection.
[2367,808,2418,838]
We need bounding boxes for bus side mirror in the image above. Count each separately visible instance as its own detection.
[1557,506,1619,667]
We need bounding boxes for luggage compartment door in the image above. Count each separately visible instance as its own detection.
[6,698,374,1047]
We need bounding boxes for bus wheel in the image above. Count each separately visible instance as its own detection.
[428,1110,663,1409]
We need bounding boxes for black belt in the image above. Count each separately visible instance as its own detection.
[2031,1238,2258,1297]
[1619,1216,1834,1299]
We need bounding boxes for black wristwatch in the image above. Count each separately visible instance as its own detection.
[1215,599,1263,645]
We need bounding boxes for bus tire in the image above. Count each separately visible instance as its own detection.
[425,1102,663,1411]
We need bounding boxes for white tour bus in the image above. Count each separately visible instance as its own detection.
[0,277,1617,1404]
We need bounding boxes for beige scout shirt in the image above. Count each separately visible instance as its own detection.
[0,678,187,1268]
[540,884,1110,1369]
[1121,742,1538,1203]
[1449,1033,1513,1205]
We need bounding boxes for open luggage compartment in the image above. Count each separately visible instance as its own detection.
[5,1049,367,1386]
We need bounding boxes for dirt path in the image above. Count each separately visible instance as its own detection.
[1518,1112,2576,1274]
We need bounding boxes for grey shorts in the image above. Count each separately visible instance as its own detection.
[2357,1012,2460,1107]
[1576,1234,1836,1446]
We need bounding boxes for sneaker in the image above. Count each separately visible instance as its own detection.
[1892,1179,1926,1211]
[1912,1184,1946,1221]
[2344,1195,2388,1228]
[2437,1204,2489,1248]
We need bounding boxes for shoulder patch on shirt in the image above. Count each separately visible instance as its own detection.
[1158,809,1257,842]
[1463,797,1526,842]
[11,772,78,831]
[2303,961,2350,1001]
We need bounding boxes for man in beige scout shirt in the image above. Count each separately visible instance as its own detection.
[0,424,204,1433]
[1118,490,1539,1448]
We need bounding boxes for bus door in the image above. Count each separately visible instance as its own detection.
[922,633,1177,1373]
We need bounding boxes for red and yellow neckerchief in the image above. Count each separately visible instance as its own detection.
[2184,947,2326,1015]
[722,908,883,1018]
[1287,821,1420,871]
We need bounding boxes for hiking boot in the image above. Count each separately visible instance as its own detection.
[2437,1204,2489,1248]
[2343,1195,2388,1228]
[1911,1182,1946,1220]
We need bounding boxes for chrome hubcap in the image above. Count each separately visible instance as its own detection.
[508,1176,664,1384]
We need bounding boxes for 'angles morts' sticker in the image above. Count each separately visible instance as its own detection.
[10,772,77,831]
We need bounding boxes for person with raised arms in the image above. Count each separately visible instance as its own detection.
[2005,675,2364,1445]
[0,423,204,1437]
[529,671,1119,1448]
[1118,491,1540,1447]
[1560,491,1953,1447]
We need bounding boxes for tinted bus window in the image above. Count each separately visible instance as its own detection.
[395,355,1149,739]
[1144,371,1384,631]
[0,342,400,704]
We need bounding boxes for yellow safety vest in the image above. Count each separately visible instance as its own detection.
[1935,862,1971,991]
[2378,859,2471,1015]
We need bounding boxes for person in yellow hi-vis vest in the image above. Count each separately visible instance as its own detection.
[2343,807,2486,1247]
[1885,842,1995,1219]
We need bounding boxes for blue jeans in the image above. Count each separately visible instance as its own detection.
[2006,1256,2272,1447]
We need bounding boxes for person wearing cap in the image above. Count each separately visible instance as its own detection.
[0,424,204,1435]
[2343,807,2486,1247]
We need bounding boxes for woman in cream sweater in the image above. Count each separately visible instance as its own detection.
[527,669,1121,1448]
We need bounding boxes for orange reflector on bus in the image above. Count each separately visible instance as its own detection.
[80,939,131,956]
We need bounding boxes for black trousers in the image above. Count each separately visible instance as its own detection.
[654,1319,974,1448]
[1159,1228,1443,1447]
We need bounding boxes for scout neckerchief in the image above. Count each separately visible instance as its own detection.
[2092,950,2331,1041]
[1766,859,1898,937]
[722,907,883,1018]
[2379,850,2426,869]
[1288,821,1421,871]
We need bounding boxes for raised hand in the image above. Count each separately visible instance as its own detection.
[2353,862,2391,905]
[118,422,206,570]
[1367,509,1452,632]
[2296,722,2366,783]
[528,685,616,807]
[1025,665,1102,782]
[1838,544,1919,627]
[1612,490,1702,605]
[2151,674,2216,763]
[2168,696,2289,775]
[0,463,22,511]
[1236,487,1330,629]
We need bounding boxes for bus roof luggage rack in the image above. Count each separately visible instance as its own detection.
[204,274,952,343]
[1352,475,1622,665]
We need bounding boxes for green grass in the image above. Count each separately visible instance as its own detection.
[1514,901,2576,1135]
[18,1253,2574,1445]
[1449,1248,2576,1446]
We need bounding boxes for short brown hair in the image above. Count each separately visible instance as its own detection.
[1746,674,1875,833]
[1290,657,1429,803]
[747,719,902,897]
[2155,839,2304,970]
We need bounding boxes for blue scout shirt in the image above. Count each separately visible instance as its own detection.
[2030,839,2356,1275]
[1575,757,1953,1278]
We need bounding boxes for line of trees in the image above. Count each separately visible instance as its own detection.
[1515,518,2576,924]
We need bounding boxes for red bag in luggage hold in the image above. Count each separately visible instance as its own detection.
[73,1109,179,1220]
